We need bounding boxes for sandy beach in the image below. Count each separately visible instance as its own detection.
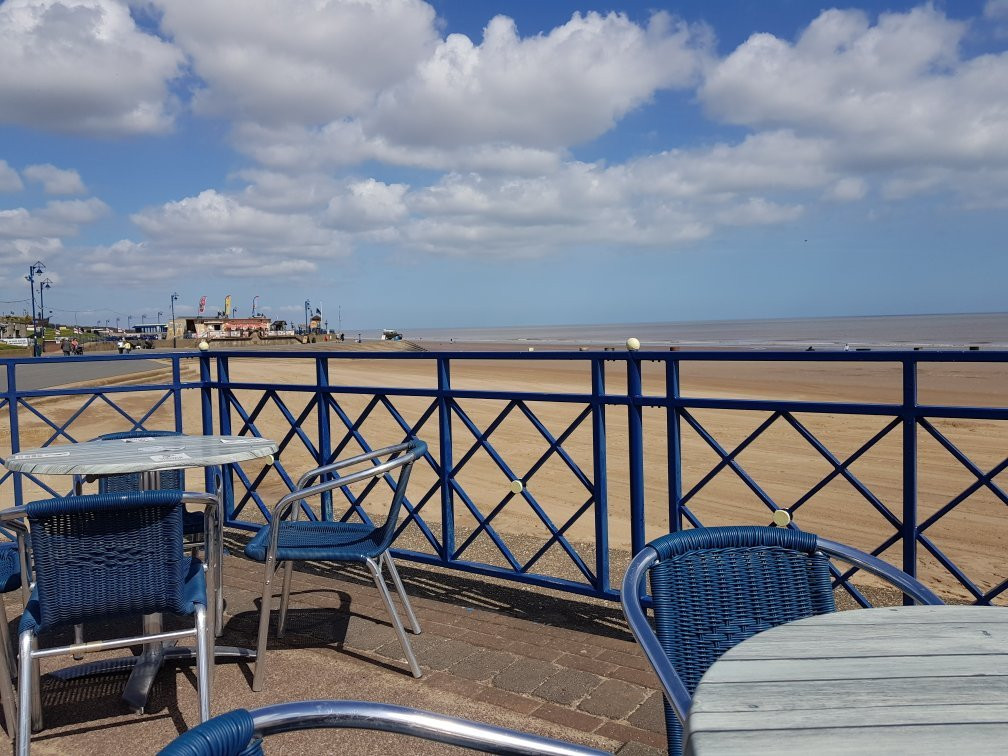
[3,346,1005,603]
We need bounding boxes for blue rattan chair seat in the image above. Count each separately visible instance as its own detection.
[0,541,21,594]
[159,708,261,756]
[19,554,206,635]
[245,520,382,563]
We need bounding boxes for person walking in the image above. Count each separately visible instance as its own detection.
[70,337,79,355]
[124,339,133,354]
[61,338,71,357]
[117,337,125,354]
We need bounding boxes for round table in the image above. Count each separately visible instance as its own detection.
[686,605,1008,755]
[2,433,279,712]
[3,434,277,477]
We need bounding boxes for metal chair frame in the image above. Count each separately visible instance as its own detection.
[0,491,218,755]
[158,699,610,755]
[0,542,21,741]
[620,526,943,753]
[250,440,427,690]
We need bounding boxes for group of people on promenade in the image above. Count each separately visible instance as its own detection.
[59,337,82,356]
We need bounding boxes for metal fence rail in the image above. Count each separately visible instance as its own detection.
[2,349,1006,606]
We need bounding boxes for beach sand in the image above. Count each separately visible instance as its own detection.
[3,349,1005,603]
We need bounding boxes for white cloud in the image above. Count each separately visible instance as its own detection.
[0,0,184,135]
[0,237,61,268]
[825,177,868,202]
[234,170,340,213]
[0,198,107,238]
[156,0,438,124]
[130,189,350,277]
[368,11,709,149]
[700,6,1008,172]
[75,237,316,286]
[713,197,804,226]
[0,160,23,192]
[23,163,86,194]
[232,120,567,175]
[327,179,409,231]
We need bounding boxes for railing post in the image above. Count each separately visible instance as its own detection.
[666,357,683,532]
[172,357,183,433]
[5,362,22,508]
[627,353,645,555]
[591,358,610,593]
[199,352,215,503]
[316,356,333,519]
[214,356,236,525]
[437,357,454,562]
[902,356,918,604]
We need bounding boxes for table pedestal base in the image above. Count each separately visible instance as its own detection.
[50,645,256,712]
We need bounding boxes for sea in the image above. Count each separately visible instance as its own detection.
[408,313,1008,351]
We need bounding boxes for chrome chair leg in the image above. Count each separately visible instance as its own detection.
[16,632,31,756]
[365,557,421,678]
[277,561,294,638]
[195,606,211,723]
[382,553,421,635]
[29,637,41,732]
[72,624,85,660]
[214,506,224,634]
[252,561,276,693]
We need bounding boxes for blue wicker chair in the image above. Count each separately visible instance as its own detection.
[0,541,22,739]
[91,430,224,632]
[620,525,943,755]
[245,439,427,690]
[158,700,609,755]
[1,491,216,755]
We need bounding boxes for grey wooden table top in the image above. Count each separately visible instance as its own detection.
[2,434,278,475]
[686,605,1008,756]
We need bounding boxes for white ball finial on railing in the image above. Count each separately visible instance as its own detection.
[626,337,641,351]
[772,509,792,527]
[198,339,210,351]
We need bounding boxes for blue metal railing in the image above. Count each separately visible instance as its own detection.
[2,348,1006,606]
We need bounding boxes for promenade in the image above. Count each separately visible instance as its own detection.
[4,547,667,754]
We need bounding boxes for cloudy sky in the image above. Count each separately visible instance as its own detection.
[1,0,1006,332]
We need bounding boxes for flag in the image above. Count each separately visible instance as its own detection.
[224,295,232,316]
[199,295,206,314]
[315,307,321,315]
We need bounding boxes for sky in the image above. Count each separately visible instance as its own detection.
[1,0,1007,332]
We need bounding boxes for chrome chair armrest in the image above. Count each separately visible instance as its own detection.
[294,440,425,489]
[619,546,693,725]
[815,537,943,605]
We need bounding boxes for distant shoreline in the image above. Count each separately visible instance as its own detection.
[407,312,1008,351]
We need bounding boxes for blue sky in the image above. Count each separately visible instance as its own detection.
[1,0,1006,332]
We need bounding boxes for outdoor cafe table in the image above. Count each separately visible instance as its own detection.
[685,605,1008,755]
[2,433,278,711]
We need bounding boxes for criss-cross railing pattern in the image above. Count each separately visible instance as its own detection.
[2,349,1007,604]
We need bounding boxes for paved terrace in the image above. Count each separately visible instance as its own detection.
[3,544,669,755]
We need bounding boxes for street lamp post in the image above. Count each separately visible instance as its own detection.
[25,261,44,356]
[38,277,52,353]
[304,299,310,334]
[116,317,120,331]
[170,292,179,348]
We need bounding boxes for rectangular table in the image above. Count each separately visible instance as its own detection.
[686,605,1008,755]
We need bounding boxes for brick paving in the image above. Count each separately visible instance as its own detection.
[2,547,668,754]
